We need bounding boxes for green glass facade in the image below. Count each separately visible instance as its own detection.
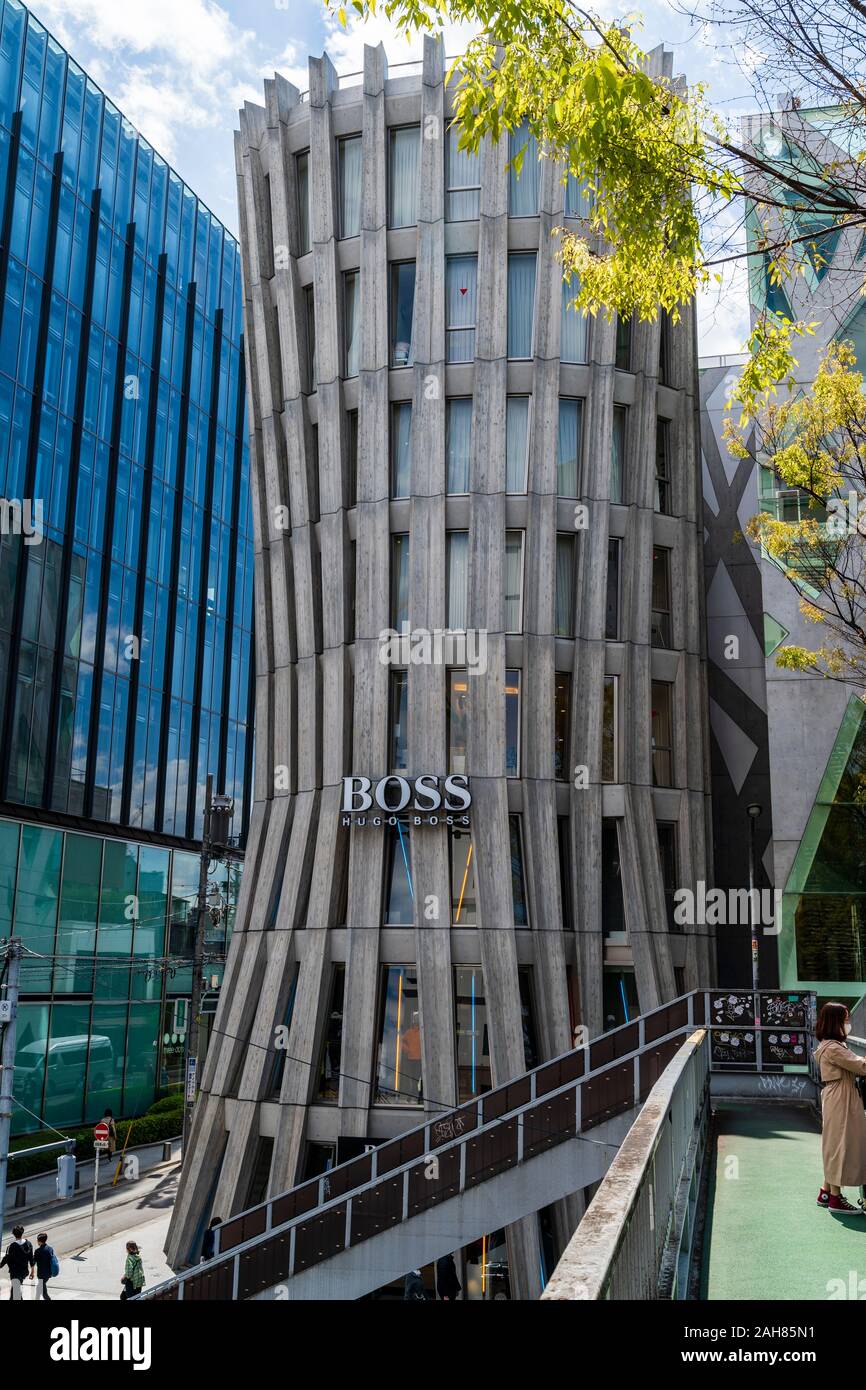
[2,813,237,1133]
[779,696,866,1000]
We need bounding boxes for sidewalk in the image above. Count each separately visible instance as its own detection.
[5,1137,181,1216]
[1,1157,180,1301]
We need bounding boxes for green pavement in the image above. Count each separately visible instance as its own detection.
[702,1103,866,1301]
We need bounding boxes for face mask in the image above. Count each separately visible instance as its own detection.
[845,1023,852,1036]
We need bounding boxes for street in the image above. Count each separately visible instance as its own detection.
[1,1159,178,1301]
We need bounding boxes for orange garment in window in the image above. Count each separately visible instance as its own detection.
[400,1023,421,1061]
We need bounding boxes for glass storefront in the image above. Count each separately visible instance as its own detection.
[3,814,237,1133]
[455,966,491,1102]
[374,965,422,1106]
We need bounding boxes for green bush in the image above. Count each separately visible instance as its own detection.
[145,1091,184,1116]
[7,1112,181,1184]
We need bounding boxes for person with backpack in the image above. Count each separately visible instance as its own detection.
[120,1240,145,1300]
[30,1233,58,1300]
[0,1225,34,1299]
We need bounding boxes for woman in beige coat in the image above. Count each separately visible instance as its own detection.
[814,1002,866,1214]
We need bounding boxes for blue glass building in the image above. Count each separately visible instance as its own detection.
[0,0,254,1133]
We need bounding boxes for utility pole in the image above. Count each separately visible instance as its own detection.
[0,937,23,1242]
[182,778,234,1161]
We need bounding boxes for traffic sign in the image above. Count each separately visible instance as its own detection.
[93,1121,110,1150]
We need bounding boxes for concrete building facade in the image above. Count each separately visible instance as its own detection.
[167,37,714,1295]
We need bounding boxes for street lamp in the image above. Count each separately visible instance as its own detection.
[747,803,762,1009]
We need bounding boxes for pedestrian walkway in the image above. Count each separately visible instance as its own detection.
[1,1159,178,1301]
[702,1103,866,1300]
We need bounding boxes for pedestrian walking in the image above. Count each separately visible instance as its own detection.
[403,1268,427,1300]
[436,1252,462,1301]
[201,1216,221,1262]
[30,1233,58,1301]
[0,1226,34,1300]
[120,1240,145,1300]
[103,1107,118,1157]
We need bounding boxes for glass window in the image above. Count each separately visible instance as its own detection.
[616,314,632,371]
[555,534,575,638]
[124,1003,160,1114]
[44,1001,91,1128]
[565,173,593,219]
[557,817,573,930]
[602,821,625,935]
[346,408,358,506]
[0,820,19,941]
[655,419,671,514]
[506,396,530,492]
[447,669,469,774]
[390,261,416,367]
[507,253,536,359]
[518,967,538,1064]
[87,1002,127,1122]
[611,405,626,504]
[505,530,524,633]
[390,669,409,772]
[344,270,359,377]
[603,969,639,1029]
[505,668,520,777]
[446,398,472,494]
[659,311,671,385]
[317,965,345,1102]
[244,1138,274,1208]
[446,124,480,221]
[446,255,477,363]
[554,672,571,780]
[268,965,299,1098]
[602,675,617,783]
[561,278,587,363]
[16,826,61,981]
[303,283,316,388]
[651,681,673,787]
[450,829,476,925]
[557,398,582,498]
[651,548,671,648]
[13,1003,50,1134]
[455,967,490,1100]
[338,135,362,238]
[55,831,100,993]
[391,534,409,627]
[605,538,620,640]
[296,151,310,255]
[509,120,539,216]
[389,126,420,228]
[658,823,679,931]
[446,531,469,631]
[384,822,414,924]
[390,401,412,498]
[510,815,529,926]
[375,966,422,1105]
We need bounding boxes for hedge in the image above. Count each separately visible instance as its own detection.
[145,1091,185,1117]
[7,1111,182,1184]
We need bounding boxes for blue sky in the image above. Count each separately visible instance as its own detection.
[29,0,763,351]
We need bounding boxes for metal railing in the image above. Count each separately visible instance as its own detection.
[140,988,815,1301]
[541,1029,710,1301]
[140,994,701,1300]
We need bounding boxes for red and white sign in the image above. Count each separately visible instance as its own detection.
[93,1121,110,1149]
